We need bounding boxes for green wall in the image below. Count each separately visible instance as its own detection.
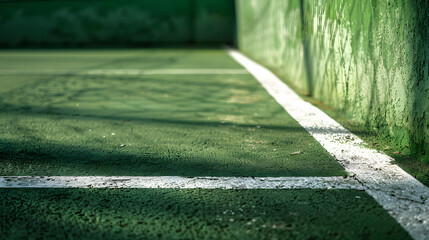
[0,0,235,47]
[236,0,429,162]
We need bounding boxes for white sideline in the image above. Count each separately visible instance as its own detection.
[0,69,249,75]
[228,49,429,240]
[0,176,362,189]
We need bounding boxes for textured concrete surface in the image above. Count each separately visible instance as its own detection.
[236,0,429,162]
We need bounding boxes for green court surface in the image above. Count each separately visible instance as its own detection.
[0,189,410,240]
[0,49,345,176]
[0,50,416,240]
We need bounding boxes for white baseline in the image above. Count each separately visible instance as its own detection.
[0,176,361,189]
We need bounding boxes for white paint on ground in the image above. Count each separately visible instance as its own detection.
[228,49,429,240]
[0,69,249,75]
[0,176,362,189]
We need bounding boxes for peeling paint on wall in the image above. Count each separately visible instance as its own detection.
[236,0,429,162]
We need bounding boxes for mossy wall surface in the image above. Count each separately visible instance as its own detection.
[0,0,235,46]
[236,0,429,162]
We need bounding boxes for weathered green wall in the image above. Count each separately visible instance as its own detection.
[0,0,235,47]
[236,0,429,162]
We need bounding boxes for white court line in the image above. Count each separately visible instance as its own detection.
[0,69,249,75]
[228,49,429,240]
[85,69,249,75]
[0,176,362,189]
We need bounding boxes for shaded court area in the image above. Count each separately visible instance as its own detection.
[1,189,410,239]
[0,49,344,177]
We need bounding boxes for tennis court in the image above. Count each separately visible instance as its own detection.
[1,0,429,238]
[0,49,423,239]
[0,49,345,177]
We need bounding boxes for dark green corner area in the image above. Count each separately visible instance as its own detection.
[0,0,235,47]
